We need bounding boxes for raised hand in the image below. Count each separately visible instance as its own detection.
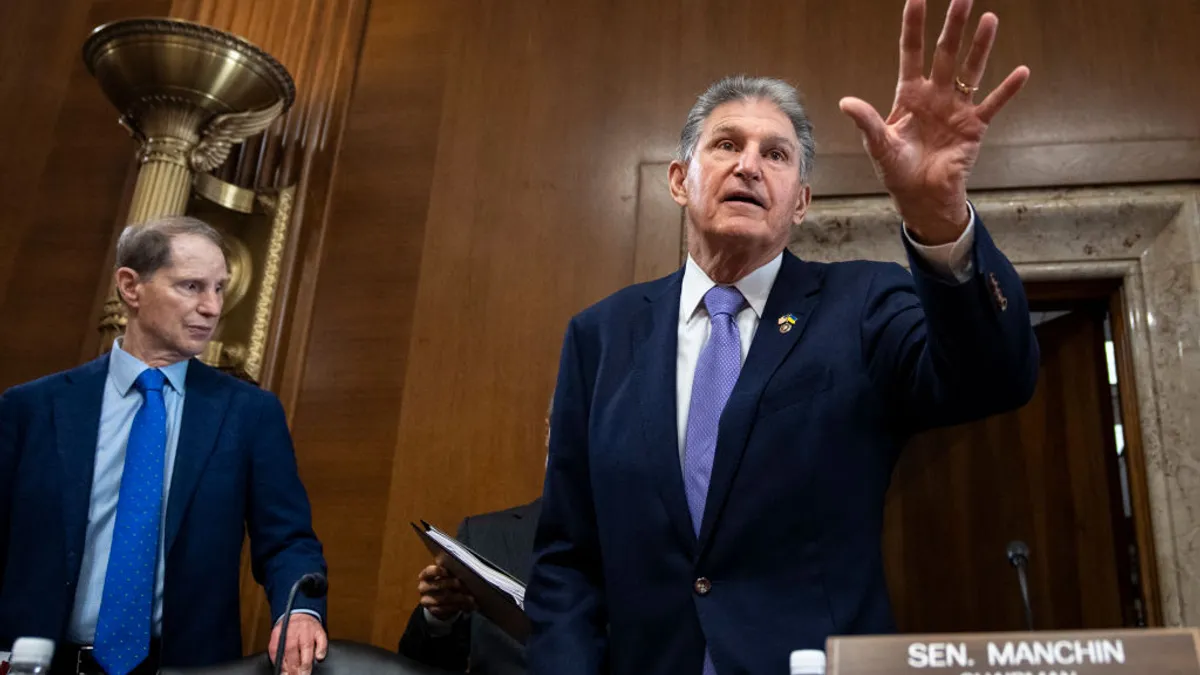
[838,0,1030,244]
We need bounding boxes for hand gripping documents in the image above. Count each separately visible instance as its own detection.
[411,521,530,644]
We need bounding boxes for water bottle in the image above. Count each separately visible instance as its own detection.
[9,638,55,675]
[790,648,826,675]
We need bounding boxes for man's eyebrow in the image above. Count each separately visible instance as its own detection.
[761,134,797,150]
[709,123,744,137]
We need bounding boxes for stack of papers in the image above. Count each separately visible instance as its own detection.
[421,522,526,609]
[412,521,531,643]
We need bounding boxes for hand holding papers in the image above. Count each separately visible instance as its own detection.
[412,521,531,643]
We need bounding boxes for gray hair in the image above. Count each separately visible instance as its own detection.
[677,75,816,180]
[115,215,226,280]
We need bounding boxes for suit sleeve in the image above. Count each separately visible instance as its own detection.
[245,392,328,621]
[861,215,1040,434]
[397,517,472,672]
[0,389,19,590]
[525,318,608,675]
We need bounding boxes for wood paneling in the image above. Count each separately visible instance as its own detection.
[282,0,458,645]
[0,0,93,306]
[803,0,1200,194]
[0,0,170,391]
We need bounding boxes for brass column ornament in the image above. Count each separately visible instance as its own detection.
[83,18,295,356]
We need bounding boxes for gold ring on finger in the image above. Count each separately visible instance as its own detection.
[954,76,980,96]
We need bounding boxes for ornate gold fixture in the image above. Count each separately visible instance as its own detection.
[83,18,296,381]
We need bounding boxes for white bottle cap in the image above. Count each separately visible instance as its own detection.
[790,648,827,674]
[11,638,55,666]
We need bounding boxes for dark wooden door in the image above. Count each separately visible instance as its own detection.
[883,307,1137,633]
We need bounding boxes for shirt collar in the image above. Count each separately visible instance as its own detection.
[109,337,190,396]
[680,251,784,324]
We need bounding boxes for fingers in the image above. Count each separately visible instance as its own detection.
[419,587,472,606]
[930,0,974,85]
[418,573,465,596]
[421,588,475,621]
[898,0,926,82]
[976,65,1030,123]
[838,97,890,159]
[417,564,447,582]
[299,635,314,675]
[958,12,998,88]
[269,624,282,665]
[418,563,475,617]
[316,627,328,661]
[286,627,302,675]
[420,592,474,610]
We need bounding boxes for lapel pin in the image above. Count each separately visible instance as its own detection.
[778,313,797,333]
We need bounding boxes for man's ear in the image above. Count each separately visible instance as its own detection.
[668,160,690,207]
[114,267,142,310]
[792,183,812,226]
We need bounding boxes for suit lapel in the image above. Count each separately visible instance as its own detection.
[631,270,697,555]
[164,360,233,555]
[697,251,825,552]
[56,356,110,572]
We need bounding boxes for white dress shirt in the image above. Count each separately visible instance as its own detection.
[675,214,977,460]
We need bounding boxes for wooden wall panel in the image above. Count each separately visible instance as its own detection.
[785,0,1200,194]
[283,0,457,645]
[0,0,170,391]
[369,0,692,644]
[0,0,93,307]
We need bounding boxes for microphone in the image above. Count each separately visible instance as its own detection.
[274,573,329,675]
[1006,540,1033,631]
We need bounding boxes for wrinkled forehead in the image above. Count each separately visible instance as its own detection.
[700,98,799,146]
[164,233,231,278]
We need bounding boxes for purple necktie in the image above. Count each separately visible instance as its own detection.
[684,285,745,675]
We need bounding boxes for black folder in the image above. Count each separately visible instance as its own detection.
[411,521,531,644]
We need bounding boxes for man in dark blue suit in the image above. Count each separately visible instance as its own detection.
[0,217,327,675]
[526,1,1039,674]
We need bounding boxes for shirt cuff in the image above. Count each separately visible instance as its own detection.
[275,609,322,625]
[423,607,463,636]
[902,202,977,284]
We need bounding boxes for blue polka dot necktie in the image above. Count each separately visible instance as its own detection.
[94,368,167,675]
[683,285,745,675]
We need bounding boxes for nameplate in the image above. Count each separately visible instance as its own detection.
[826,628,1200,674]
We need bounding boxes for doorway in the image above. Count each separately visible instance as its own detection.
[882,279,1161,633]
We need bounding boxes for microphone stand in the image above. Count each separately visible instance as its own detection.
[1007,541,1034,631]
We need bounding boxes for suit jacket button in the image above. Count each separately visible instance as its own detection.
[694,577,712,596]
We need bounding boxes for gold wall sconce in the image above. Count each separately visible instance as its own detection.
[83,18,296,382]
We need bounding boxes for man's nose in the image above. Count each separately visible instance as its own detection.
[734,148,763,180]
[197,291,222,317]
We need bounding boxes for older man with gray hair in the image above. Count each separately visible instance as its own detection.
[526,1,1038,674]
[0,216,327,675]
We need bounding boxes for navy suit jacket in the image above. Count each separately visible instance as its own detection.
[526,222,1040,675]
[0,355,326,667]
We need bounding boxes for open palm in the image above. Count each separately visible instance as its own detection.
[840,0,1030,244]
